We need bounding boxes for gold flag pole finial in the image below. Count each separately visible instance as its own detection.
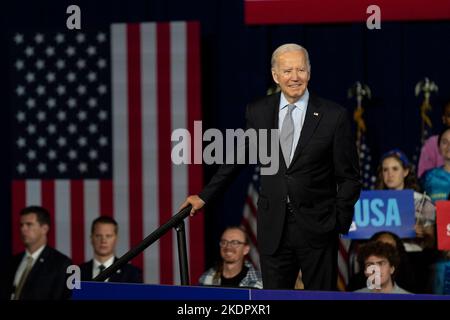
[348,81,371,152]
[415,77,438,145]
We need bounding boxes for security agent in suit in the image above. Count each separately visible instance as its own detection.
[79,216,142,283]
[2,206,72,300]
[181,44,361,290]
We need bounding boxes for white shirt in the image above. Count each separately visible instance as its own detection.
[278,89,309,163]
[92,256,115,280]
[13,244,46,288]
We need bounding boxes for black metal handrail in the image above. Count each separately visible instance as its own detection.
[93,205,192,284]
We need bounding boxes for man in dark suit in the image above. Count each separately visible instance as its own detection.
[2,206,72,300]
[79,216,142,283]
[181,43,361,290]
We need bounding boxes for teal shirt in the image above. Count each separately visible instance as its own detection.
[422,167,450,203]
[433,259,450,295]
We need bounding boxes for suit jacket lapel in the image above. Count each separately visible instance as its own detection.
[263,92,279,130]
[264,92,288,171]
[25,246,49,283]
[108,257,121,281]
[13,253,25,273]
[290,95,322,167]
[86,260,94,280]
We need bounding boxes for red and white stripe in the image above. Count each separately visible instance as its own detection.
[241,178,260,270]
[12,21,204,285]
[337,238,351,291]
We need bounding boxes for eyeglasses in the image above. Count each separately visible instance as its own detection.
[219,240,246,248]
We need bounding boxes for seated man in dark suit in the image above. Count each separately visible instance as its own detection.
[79,216,143,283]
[3,206,72,300]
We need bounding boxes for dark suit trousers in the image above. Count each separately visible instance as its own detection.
[260,204,338,290]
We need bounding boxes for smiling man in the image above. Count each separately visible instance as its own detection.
[182,43,361,290]
[198,226,262,288]
[271,46,310,104]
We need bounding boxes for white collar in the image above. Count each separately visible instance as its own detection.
[25,244,46,261]
[94,256,115,269]
[279,89,309,110]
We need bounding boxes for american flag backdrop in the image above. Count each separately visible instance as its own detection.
[337,237,351,291]
[359,134,376,190]
[240,166,260,270]
[10,21,204,285]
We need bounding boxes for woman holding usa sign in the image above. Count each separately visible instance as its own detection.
[376,149,436,251]
[375,149,437,293]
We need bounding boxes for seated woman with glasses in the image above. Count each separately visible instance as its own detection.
[198,226,262,288]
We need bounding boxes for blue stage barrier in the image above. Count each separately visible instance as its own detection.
[72,282,450,300]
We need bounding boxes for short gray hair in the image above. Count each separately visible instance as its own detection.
[271,43,311,72]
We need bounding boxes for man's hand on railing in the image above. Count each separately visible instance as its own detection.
[179,195,205,216]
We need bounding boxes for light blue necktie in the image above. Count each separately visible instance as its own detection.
[280,104,295,167]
